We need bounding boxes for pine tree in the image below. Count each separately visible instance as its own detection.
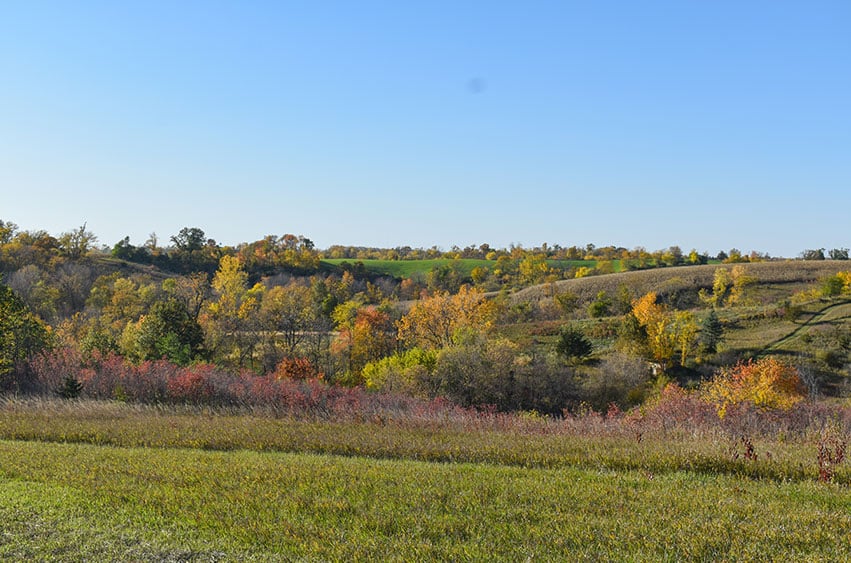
[556,325,593,363]
[699,310,724,354]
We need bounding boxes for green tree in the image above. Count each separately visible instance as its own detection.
[146,299,205,364]
[699,309,724,354]
[171,227,207,252]
[0,285,50,389]
[587,291,611,318]
[555,325,592,363]
[829,248,849,260]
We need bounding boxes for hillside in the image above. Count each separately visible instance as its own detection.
[510,260,850,309]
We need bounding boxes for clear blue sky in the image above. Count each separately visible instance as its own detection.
[2,1,849,257]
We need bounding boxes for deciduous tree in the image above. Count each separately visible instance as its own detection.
[397,286,495,350]
[703,357,805,417]
[0,284,50,389]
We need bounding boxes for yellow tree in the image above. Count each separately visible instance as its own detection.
[631,292,697,371]
[203,255,265,369]
[727,265,757,306]
[699,267,731,308]
[673,311,698,366]
[397,286,496,350]
[703,357,805,417]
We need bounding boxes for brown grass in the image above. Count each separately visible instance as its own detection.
[511,261,850,309]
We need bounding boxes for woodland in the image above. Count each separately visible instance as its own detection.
[2,219,851,414]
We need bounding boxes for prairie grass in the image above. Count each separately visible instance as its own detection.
[513,260,850,309]
[1,398,849,484]
[3,397,851,559]
[3,439,851,561]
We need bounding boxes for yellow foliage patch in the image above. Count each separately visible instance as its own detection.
[703,357,805,417]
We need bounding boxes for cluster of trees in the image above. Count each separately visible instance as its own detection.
[325,242,774,265]
[112,227,320,276]
[800,248,850,261]
[1,218,849,415]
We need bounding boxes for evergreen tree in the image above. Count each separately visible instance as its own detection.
[699,310,724,354]
[556,325,593,363]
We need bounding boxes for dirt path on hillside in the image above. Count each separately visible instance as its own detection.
[761,299,851,355]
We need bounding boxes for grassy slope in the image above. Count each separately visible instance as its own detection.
[511,260,850,307]
[507,261,851,363]
[3,438,851,561]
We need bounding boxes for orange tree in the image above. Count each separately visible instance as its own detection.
[702,356,805,417]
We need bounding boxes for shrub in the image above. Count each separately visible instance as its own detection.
[273,357,323,381]
[816,348,847,370]
[579,352,650,411]
[821,275,845,297]
[361,348,436,394]
[56,374,83,399]
[587,291,611,318]
[702,357,805,417]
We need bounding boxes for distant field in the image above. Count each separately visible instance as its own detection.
[322,258,598,278]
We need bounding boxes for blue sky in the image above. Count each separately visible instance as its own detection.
[1,1,849,257]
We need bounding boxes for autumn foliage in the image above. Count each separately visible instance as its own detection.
[703,357,806,417]
[273,357,323,381]
[396,285,495,349]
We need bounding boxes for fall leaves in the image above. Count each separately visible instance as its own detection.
[703,357,805,417]
[396,286,496,350]
[628,291,698,370]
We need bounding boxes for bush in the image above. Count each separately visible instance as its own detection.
[56,374,83,399]
[587,291,611,318]
[702,357,805,417]
[816,348,847,370]
[578,353,650,411]
[273,357,323,381]
[362,348,437,394]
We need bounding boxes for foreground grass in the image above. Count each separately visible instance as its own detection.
[0,400,851,483]
[2,439,851,561]
[0,399,846,484]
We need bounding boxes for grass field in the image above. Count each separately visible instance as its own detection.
[322,258,598,278]
[2,399,851,559]
[3,439,851,561]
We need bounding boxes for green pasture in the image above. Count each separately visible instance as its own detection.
[322,258,599,278]
[2,439,851,561]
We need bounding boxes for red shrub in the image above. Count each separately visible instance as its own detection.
[166,364,217,403]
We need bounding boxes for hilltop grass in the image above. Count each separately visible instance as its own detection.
[3,439,851,561]
[512,260,851,309]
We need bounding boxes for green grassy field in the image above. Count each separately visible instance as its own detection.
[322,258,598,278]
[3,439,851,561]
[2,400,851,559]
